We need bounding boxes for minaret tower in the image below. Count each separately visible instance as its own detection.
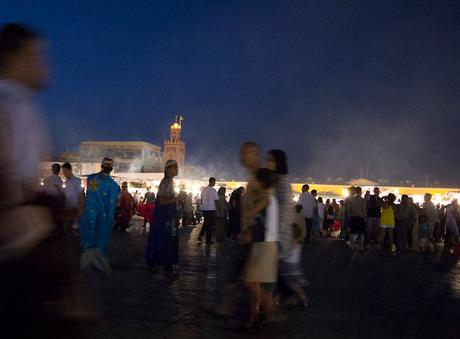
[163,115,185,177]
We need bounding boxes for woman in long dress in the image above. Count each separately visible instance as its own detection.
[145,160,186,275]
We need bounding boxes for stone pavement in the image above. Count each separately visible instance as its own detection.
[79,216,460,338]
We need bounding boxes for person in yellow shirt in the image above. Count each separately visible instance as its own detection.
[379,193,396,253]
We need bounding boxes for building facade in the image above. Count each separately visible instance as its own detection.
[60,141,163,173]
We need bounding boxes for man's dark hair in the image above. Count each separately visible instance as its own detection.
[209,177,216,183]
[268,149,288,175]
[302,184,309,191]
[0,23,39,72]
[62,162,72,170]
[51,163,60,175]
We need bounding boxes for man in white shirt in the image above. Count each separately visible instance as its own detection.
[42,163,63,198]
[198,177,220,245]
[62,162,84,233]
[297,184,316,244]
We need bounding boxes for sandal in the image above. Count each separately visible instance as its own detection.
[238,321,259,334]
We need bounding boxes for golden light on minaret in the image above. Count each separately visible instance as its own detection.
[164,114,186,177]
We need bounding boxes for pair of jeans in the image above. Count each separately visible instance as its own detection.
[200,210,215,243]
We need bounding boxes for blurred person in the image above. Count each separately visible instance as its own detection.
[296,184,316,244]
[0,23,93,337]
[422,193,438,252]
[407,197,417,249]
[225,186,244,240]
[215,186,228,241]
[182,192,194,227]
[42,162,65,232]
[277,205,309,308]
[62,162,84,234]
[145,160,186,276]
[267,150,308,309]
[265,149,294,259]
[42,163,63,198]
[143,186,155,232]
[338,200,346,239]
[444,199,459,248]
[418,213,430,252]
[348,187,366,251]
[115,181,133,231]
[132,190,139,216]
[333,199,340,221]
[439,205,447,244]
[394,194,410,254]
[215,142,259,326]
[239,168,279,333]
[324,200,335,237]
[379,194,396,253]
[317,197,325,235]
[344,186,356,242]
[79,157,119,275]
[311,190,320,236]
[195,194,203,223]
[365,187,382,248]
[198,177,220,245]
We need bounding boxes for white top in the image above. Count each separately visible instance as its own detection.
[42,174,63,198]
[265,194,279,242]
[0,79,48,204]
[64,174,82,209]
[201,186,219,211]
[297,191,316,218]
[423,201,437,224]
[318,202,324,218]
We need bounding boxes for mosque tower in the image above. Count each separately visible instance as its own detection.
[163,115,185,177]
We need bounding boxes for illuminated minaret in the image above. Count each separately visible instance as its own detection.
[163,115,185,177]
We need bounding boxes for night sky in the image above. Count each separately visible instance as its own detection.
[2,1,460,186]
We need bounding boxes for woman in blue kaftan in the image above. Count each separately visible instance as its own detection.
[145,160,186,275]
[79,158,119,273]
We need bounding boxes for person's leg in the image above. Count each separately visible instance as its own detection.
[359,220,365,250]
[198,211,210,240]
[365,217,372,247]
[379,227,386,249]
[305,218,312,244]
[350,233,356,249]
[260,284,277,321]
[290,284,309,305]
[388,228,394,252]
[241,281,260,324]
[206,211,215,243]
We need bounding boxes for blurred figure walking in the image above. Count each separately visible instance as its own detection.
[0,23,93,337]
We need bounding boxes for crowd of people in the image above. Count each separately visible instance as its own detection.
[297,185,460,255]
